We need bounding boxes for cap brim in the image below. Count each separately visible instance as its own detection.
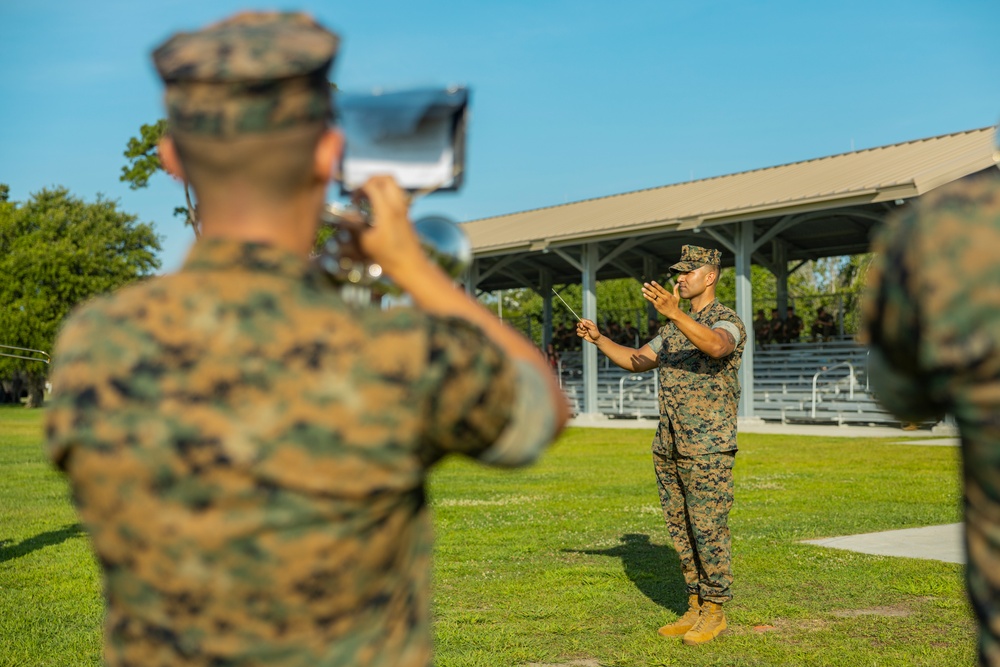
[670,261,703,273]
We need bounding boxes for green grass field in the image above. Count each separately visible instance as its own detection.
[0,405,975,666]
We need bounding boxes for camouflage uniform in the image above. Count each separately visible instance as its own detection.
[648,246,746,604]
[863,164,1000,667]
[44,13,558,667]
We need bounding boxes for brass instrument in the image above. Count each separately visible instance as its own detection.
[316,202,472,297]
[317,85,473,299]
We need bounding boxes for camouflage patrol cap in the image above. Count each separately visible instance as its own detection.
[152,12,339,138]
[670,245,722,272]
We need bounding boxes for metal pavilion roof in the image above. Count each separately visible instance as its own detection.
[463,126,998,291]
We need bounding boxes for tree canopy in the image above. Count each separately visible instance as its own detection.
[120,119,167,191]
[0,186,161,406]
[120,119,200,235]
[489,253,872,351]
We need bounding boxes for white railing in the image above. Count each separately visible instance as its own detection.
[811,362,856,418]
[0,344,50,364]
[618,371,656,416]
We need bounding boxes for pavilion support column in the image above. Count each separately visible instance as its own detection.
[734,221,755,419]
[582,243,599,416]
[465,259,480,296]
[643,255,659,330]
[540,271,553,350]
[773,240,789,313]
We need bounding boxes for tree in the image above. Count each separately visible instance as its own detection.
[120,119,201,236]
[715,264,778,312]
[483,277,653,349]
[783,254,873,336]
[482,252,874,348]
[0,186,161,407]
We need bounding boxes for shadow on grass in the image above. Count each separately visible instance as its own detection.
[0,523,86,563]
[565,533,689,614]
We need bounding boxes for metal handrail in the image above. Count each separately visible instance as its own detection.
[811,361,855,418]
[0,344,50,364]
[619,371,655,415]
[865,350,870,391]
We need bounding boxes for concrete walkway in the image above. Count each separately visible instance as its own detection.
[569,415,959,440]
[569,415,964,564]
[802,524,965,564]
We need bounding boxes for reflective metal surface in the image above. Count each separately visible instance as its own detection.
[316,203,470,297]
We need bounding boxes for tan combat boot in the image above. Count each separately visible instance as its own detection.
[657,595,701,637]
[682,601,727,645]
[684,601,726,646]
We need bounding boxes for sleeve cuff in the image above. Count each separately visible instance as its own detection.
[712,321,741,348]
[477,360,558,468]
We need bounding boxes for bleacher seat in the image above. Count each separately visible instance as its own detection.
[556,338,915,426]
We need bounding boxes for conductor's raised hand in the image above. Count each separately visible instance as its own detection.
[642,280,681,319]
[576,319,602,344]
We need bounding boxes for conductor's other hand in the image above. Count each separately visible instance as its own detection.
[642,280,681,319]
[576,319,602,344]
[355,175,424,277]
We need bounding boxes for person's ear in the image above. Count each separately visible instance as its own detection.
[314,128,344,183]
[157,135,186,182]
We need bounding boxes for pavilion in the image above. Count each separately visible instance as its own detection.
[461,126,999,419]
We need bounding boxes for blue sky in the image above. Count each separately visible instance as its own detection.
[2,0,998,273]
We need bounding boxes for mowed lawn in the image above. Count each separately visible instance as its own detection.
[1,405,974,666]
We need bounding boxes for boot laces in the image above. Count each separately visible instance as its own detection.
[690,604,717,633]
[680,606,700,623]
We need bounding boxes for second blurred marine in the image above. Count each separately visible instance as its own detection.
[864,158,1000,666]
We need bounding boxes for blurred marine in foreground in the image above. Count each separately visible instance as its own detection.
[863,153,1000,666]
[44,11,568,667]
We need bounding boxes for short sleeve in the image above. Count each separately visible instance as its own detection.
[476,360,558,468]
[420,317,517,460]
[44,306,107,470]
[712,321,741,349]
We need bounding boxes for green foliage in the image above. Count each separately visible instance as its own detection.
[713,256,872,336]
[812,253,874,334]
[715,263,779,311]
[0,187,161,404]
[120,119,200,235]
[119,119,167,191]
[487,278,655,348]
[784,254,874,336]
[496,251,872,346]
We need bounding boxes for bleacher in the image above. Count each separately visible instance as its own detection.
[556,351,658,419]
[752,338,900,426]
[556,338,908,426]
